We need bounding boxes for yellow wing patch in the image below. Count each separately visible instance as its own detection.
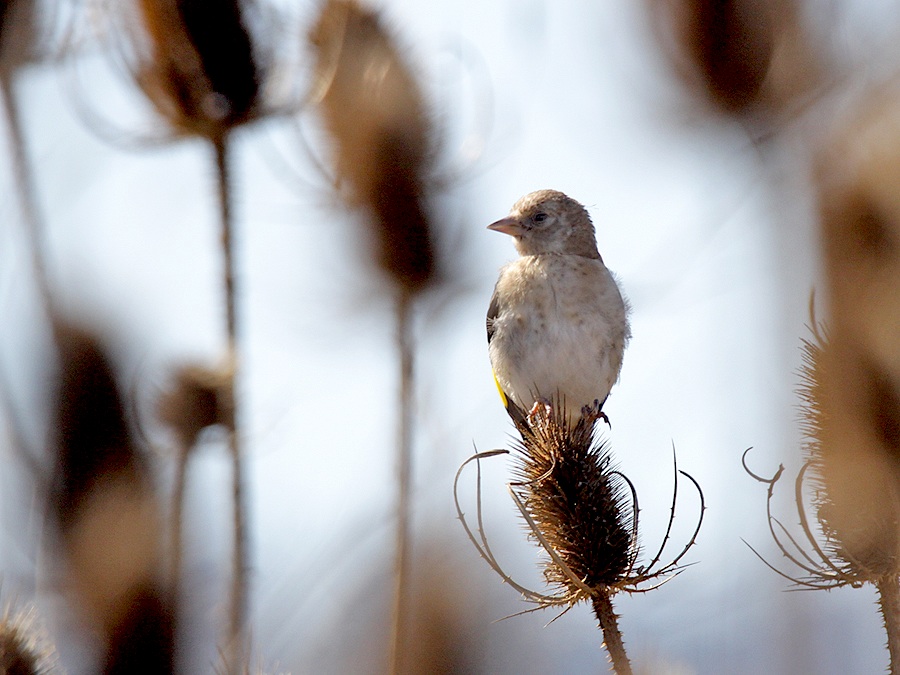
[492,369,509,408]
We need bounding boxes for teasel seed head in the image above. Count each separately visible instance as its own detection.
[46,322,174,670]
[156,362,234,450]
[49,323,144,533]
[130,0,263,139]
[512,405,634,596]
[811,89,900,577]
[0,0,37,73]
[0,603,58,674]
[649,0,822,130]
[309,0,436,294]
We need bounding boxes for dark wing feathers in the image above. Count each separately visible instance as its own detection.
[486,289,500,344]
[486,288,528,431]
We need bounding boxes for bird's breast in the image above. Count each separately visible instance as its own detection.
[489,254,629,414]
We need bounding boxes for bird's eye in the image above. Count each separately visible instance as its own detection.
[533,212,547,223]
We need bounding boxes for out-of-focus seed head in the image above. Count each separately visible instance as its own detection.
[0,0,37,73]
[156,362,233,449]
[131,0,262,139]
[0,604,58,674]
[46,323,173,669]
[309,0,436,293]
[809,88,900,577]
[513,406,634,594]
[650,0,822,126]
[683,0,774,112]
[101,583,175,675]
[50,324,143,533]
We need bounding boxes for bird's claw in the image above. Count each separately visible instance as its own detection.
[527,399,554,426]
[581,399,611,428]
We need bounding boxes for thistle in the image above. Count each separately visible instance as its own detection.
[308,0,436,294]
[457,405,703,674]
[0,602,58,675]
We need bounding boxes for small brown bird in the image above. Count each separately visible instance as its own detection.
[486,190,630,427]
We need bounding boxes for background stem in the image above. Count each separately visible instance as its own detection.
[592,589,633,675]
[214,135,249,674]
[877,575,900,675]
[388,292,414,674]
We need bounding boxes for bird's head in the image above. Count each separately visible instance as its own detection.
[488,189,601,258]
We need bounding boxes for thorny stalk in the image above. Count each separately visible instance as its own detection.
[214,134,249,673]
[592,589,633,675]
[877,575,900,675]
[389,292,414,674]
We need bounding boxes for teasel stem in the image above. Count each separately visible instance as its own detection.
[388,291,414,674]
[169,440,189,611]
[0,72,53,321]
[592,589,632,675]
[214,133,249,674]
[876,575,900,675]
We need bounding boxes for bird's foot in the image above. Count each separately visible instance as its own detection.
[527,399,554,426]
[581,399,611,428]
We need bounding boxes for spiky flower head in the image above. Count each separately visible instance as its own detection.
[0,604,58,674]
[511,405,634,598]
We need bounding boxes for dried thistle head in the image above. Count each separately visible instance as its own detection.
[50,324,144,532]
[650,0,821,126]
[101,583,175,675]
[809,89,900,577]
[46,323,173,668]
[512,406,634,596]
[0,604,58,674]
[456,405,703,611]
[128,0,263,139]
[0,0,37,73]
[309,0,436,293]
[156,362,233,450]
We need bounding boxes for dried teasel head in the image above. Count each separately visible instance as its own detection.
[512,406,634,596]
[0,603,58,674]
[46,324,174,671]
[0,0,37,74]
[156,362,233,450]
[812,88,900,577]
[649,0,822,127]
[127,0,264,139]
[49,324,145,533]
[309,0,436,294]
[456,403,703,611]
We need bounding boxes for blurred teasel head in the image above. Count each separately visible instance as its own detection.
[156,362,233,451]
[809,88,900,576]
[650,0,822,127]
[124,0,265,139]
[308,0,437,294]
[47,323,173,671]
[0,603,58,674]
[50,324,144,533]
[0,0,38,74]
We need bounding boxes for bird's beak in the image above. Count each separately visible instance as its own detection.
[487,217,526,237]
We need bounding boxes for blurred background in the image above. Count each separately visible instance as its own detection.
[0,0,898,672]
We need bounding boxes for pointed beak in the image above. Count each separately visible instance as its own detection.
[487,217,526,237]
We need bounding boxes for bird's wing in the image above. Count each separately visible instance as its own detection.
[486,289,500,344]
[486,288,528,430]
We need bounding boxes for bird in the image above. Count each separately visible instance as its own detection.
[486,189,630,429]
